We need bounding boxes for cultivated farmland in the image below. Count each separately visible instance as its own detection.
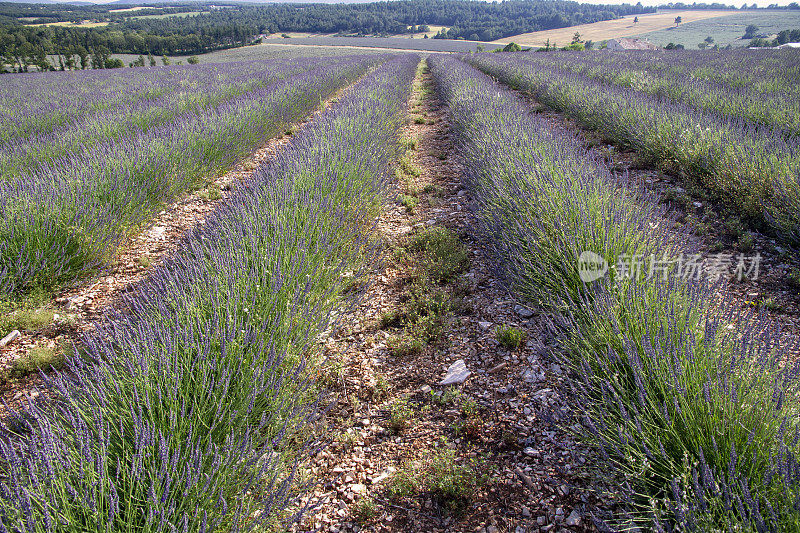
[1,47,799,533]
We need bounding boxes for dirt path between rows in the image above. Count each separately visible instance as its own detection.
[0,81,357,414]
[294,60,602,533]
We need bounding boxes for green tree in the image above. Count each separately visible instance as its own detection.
[674,16,682,26]
[187,55,199,64]
[161,55,170,66]
[148,52,156,66]
[572,31,582,43]
[634,16,639,23]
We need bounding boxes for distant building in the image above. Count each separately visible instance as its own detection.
[606,38,660,50]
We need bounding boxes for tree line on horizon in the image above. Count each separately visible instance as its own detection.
[0,0,653,72]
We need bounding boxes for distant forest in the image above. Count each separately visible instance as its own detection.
[0,0,653,70]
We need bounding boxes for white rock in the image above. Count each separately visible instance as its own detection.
[0,330,20,348]
[439,359,471,385]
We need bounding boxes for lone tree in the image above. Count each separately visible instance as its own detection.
[634,16,639,23]
[744,24,759,38]
[572,31,582,44]
[674,16,682,26]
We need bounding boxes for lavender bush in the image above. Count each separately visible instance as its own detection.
[0,55,419,532]
[431,55,800,531]
[0,55,384,298]
[510,49,800,137]
[464,52,800,246]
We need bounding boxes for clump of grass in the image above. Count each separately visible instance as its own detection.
[0,287,52,334]
[1,306,55,334]
[388,444,486,512]
[724,216,746,238]
[369,374,391,401]
[759,297,781,311]
[496,325,526,350]
[380,308,404,329]
[11,345,65,378]
[388,398,415,433]
[399,194,418,213]
[136,256,153,268]
[351,497,378,522]
[400,136,418,151]
[198,185,222,201]
[431,386,461,406]
[387,334,425,356]
[737,231,756,252]
[788,268,800,290]
[413,116,426,125]
[400,156,421,178]
[410,227,469,284]
[337,430,360,451]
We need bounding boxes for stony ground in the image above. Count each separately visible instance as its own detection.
[293,62,601,533]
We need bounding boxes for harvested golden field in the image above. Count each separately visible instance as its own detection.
[25,20,109,28]
[495,10,734,47]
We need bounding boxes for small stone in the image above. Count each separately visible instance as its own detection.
[489,362,507,373]
[419,385,432,394]
[513,305,534,318]
[0,330,20,348]
[537,516,547,526]
[478,321,493,330]
[523,447,536,456]
[692,201,703,209]
[439,359,471,385]
[351,483,367,494]
[522,506,531,518]
[566,509,582,527]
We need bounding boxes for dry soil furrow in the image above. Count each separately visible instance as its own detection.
[295,60,600,533]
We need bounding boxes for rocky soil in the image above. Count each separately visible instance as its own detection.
[293,61,602,533]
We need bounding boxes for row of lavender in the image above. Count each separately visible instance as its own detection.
[431,55,800,531]
[0,55,383,298]
[512,49,800,136]
[0,55,419,532]
[463,52,800,246]
[1,58,330,176]
[0,60,314,144]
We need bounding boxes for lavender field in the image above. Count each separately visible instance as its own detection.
[0,48,799,532]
